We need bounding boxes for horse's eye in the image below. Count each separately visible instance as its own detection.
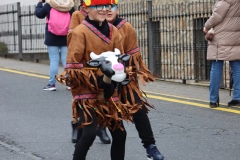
[106,61,110,64]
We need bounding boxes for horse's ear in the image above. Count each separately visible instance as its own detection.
[114,48,121,55]
[87,57,106,67]
[119,54,130,62]
[87,60,102,67]
[90,52,100,60]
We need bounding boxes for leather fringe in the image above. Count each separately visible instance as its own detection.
[72,91,134,131]
[128,52,155,86]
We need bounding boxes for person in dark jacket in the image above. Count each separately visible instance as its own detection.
[35,0,75,91]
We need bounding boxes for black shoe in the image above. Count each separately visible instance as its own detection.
[209,96,220,108]
[209,102,219,108]
[71,121,79,143]
[96,125,111,144]
[228,100,240,106]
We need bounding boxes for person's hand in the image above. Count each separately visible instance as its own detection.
[205,32,213,41]
[97,75,114,99]
[203,27,208,33]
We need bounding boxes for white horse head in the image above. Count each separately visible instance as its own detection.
[88,48,130,82]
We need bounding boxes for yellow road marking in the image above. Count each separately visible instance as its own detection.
[147,95,240,115]
[0,68,48,79]
[143,90,228,106]
[1,67,240,114]
[143,90,209,103]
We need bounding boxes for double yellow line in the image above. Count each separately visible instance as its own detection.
[1,67,240,115]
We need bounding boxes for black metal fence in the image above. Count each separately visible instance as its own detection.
[0,2,47,61]
[0,3,19,55]
[0,0,231,88]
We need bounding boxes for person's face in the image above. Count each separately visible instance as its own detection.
[86,5,111,23]
[106,4,118,23]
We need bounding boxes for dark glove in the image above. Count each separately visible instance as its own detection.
[103,84,115,99]
[98,76,115,99]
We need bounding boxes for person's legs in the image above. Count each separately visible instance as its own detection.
[75,123,111,144]
[127,90,155,147]
[109,121,127,160]
[133,106,155,148]
[76,123,111,145]
[47,46,60,85]
[59,46,67,67]
[73,108,97,160]
[209,60,223,104]
[228,61,240,106]
[127,90,164,160]
[133,109,164,159]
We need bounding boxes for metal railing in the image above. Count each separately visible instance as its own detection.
[0,2,47,61]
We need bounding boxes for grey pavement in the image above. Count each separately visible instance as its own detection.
[0,57,232,105]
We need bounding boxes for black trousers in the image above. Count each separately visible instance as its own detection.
[73,108,127,160]
[127,90,156,148]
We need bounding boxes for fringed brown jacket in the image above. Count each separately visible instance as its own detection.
[56,20,136,130]
[115,18,155,112]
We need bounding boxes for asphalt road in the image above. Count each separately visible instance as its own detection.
[0,70,240,160]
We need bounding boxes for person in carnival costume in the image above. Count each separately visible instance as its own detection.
[68,0,90,144]
[68,0,112,145]
[104,2,164,160]
[56,0,139,159]
[69,0,111,144]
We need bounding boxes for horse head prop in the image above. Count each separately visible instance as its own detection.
[87,48,130,82]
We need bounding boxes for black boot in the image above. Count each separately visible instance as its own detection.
[228,100,240,106]
[209,102,219,108]
[71,121,79,143]
[96,125,111,144]
[209,96,220,108]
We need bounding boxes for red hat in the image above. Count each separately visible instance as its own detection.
[83,0,118,6]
